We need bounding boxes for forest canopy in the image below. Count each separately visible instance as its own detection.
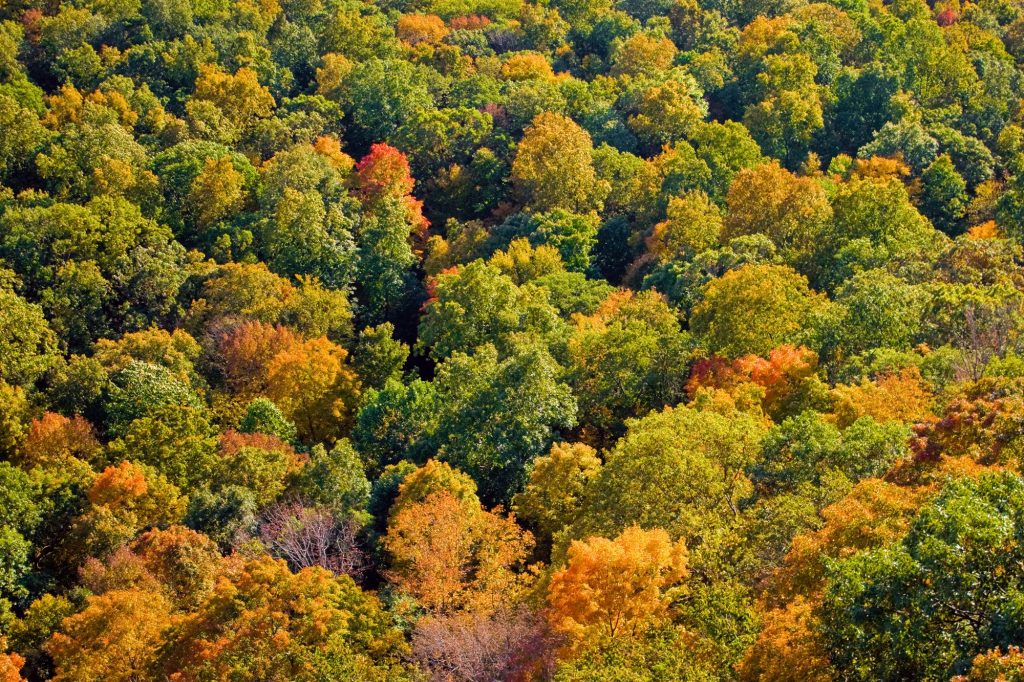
[2,0,1024,678]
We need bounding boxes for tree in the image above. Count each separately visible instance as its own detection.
[0,275,59,388]
[512,112,603,213]
[689,121,766,203]
[722,162,831,274]
[352,323,409,391]
[921,153,968,235]
[289,440,371,521]
[547,526,687,650]
[647,190,722,262]
[18,412,100,468]
[353,144,424,323]
[567,290,693,444]
[385,490,533,614]
[68,461,186,562]
[342,59,435,147]
[566,403,767,577]
[160,557,413,680]
[432,343,577,504]
[264,336,361,444]
[830,367,933,428]
[259,502,366,578]
[0,93,46,184]
[215,431,303,506]
[45,590,174,682]
[691,264,834,358]
[189,65,274,132]
[742,54,823,166]
[417,260,564,361]
[831,270,926,357]
[821,472,1024,681]
[736,597,834,682]
[351,379,440,475]
[104,361,202,435]
[513,442,601,548]
[239,397,297,443]
[106,405,219,492]
[824,175,944,288]
[412,607,557,682]
[627,79,706,150]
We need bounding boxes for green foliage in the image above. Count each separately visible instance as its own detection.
[0,0,1023,676]
[239,397,298,443]
[822,473,1024,680]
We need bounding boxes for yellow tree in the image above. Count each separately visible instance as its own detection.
[265,336,360,443]
[512,442,601,545]
[722,161,831,272]
[511,112,603,213]
[546,526,687,651]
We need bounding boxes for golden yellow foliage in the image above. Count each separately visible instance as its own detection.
[547,526,687,651]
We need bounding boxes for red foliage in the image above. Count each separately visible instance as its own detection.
[685,356,745,399]
[686,345,819,417]
[936,8,958,25]
[356,143,429,235]
[214,320,298,395]
[21,10,42,43]
[356,143,416,201]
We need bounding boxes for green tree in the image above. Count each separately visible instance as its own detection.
[512,112,604,213]
[433,343,577,504]
[566,403,768,576]
[691,264,834,358]
[821,472,1024,681]
[417,260,564,361]
[920,154,968,236]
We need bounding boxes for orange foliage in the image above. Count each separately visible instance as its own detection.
[0,639,25,682]
[831,367,934,428]
[768,479,922,603]
[953,646,1024,681]
[911,378,1024,465]
[83,461,185,533]
[385,491,533,615]
[736,597,834,682]
[46,589,175,682]
[967,220,1001,239]
[396,14,448,45]
[687,345,819,418]
[219,429,297,460]
[312,135,355,172]
[89,461,149,508]
[215,320,299,395]
[547,526,687,651]
[448,15,491,29]
[19,412,100,466]
[850,156,910,180]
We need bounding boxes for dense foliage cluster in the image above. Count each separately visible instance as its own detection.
[3,0,1024,678]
